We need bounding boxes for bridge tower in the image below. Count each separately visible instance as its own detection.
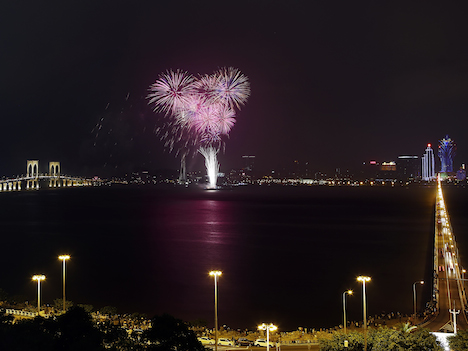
[49,162,61,187]
[26,160,39,189]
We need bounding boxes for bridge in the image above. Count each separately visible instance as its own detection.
[0,160,96,191]
[423,178,468,333]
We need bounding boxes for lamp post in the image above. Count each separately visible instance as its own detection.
[343,290,353,334]
[462,269,466,298]
[357,276,371,351]
[258,323,277,351]
[32,275,46,314]
[58,255,70,312]
[209,270,222,351]
[412,280,424,318]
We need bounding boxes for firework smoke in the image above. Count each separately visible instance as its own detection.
[148,67,250,188]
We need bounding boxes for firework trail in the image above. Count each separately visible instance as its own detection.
[148,67,250,188]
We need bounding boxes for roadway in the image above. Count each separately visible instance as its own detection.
[423,180,468,332]
[211,345,319,351]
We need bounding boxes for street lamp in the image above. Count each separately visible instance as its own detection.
[357,276,371,351]
[343,290,353,334]
[412,280,424,318]
[462,269,466,296]
[32,275,46,314]
[258,323,277,351]
[58,255,70,312]
[209,270,222,351]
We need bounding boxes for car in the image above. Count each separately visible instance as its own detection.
[237,338,254,346]
[218,338,235,346]
[198,337,215,345]
[254,339,275,347]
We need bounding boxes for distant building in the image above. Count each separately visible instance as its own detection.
[377,161,397,181]
[380,162,396,171]
[360,160,380,180]
[397,156,420,181]
[242,155,255,173]
[240,155,255,181]
[422,144,436,181]
[438,135,456,173]
[456,164,466,181]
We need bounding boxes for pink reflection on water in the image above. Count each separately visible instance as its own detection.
[147,196,240,272]
[145,195,242,322]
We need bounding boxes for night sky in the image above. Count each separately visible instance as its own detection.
[2,2,468,177]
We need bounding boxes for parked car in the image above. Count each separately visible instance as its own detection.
[237,338,254,346]
[254,338,275,347]
[218,338,235,346]
[198,337,215,345]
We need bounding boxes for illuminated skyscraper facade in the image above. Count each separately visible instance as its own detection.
[422,144,436,181]
[438,135,456,173]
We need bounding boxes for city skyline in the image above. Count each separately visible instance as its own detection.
[1,2,468,177]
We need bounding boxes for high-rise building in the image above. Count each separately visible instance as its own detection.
[242,155,255,172]
[422,144,436,181]
[438,135,456,173]
[397,156,420,181]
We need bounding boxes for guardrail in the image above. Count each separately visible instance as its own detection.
[4,308,52,318]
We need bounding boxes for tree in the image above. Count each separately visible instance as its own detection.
[143,314,205,351]
[0,316,57,351]
[97,319,144,351]
[448,330,468,351]
[405,329,443,350]
[77,304,94,313]
[53,298,74,311]
[318,330,364,351]
[318,327,443,351]
[55,306,104,351]
[100,306,117,315]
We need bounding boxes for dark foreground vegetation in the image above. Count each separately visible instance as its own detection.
[0,307,204,351]
[3,306,468,350]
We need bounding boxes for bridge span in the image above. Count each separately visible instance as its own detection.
[0,160,97,191]
[423,179,468,332]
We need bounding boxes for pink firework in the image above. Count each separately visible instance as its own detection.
[148,69,197,115]
[148,67,250,188]
[215,104,236,135]
[209,67,251,109]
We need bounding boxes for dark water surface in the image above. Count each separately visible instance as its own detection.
[1,185,462,330]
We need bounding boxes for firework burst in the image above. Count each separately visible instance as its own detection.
[148,69,197,115]
[148,67,250,188]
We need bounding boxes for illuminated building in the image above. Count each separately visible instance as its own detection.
[380,162,396,171]
[456,164,466,181]
[422,144,436,181]
[397,156,420,181]
[438,135,456,173]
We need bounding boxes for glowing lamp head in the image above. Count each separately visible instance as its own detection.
[209,270,222,277]
[347,290,353,295]
[419,280,424,285]
[357,276,371,283]
[59,255,70,261]
[258,323,277,332]
[428,143,431,147]
[32,275,46,282]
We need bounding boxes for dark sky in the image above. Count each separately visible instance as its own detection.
[2,1,468,177]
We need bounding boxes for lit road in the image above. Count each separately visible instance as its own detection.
[213,346,320,351]
[423,180,468,332]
